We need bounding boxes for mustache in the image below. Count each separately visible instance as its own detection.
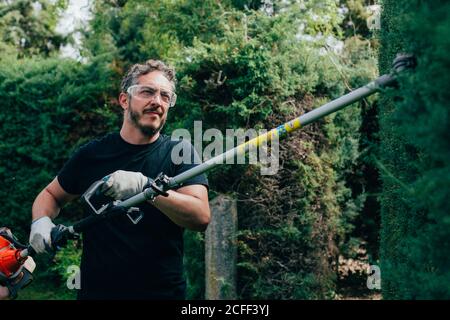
[142,106,164,116]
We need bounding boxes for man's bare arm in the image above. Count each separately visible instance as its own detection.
[151,185,210,232]
[32,177,78,221]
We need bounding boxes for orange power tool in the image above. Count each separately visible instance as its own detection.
[0,228,35,299]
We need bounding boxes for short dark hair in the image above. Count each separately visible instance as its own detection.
[120,59,176,93]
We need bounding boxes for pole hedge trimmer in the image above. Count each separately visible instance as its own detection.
[0,54,415,299]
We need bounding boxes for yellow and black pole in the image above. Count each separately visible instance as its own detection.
[143,53,416,194]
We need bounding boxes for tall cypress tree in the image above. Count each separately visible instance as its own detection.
[379,0,450,299]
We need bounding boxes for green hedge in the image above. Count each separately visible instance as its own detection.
[379,0,450,299]
[0,56,118,296]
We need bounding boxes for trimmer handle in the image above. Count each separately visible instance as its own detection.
[21,225,78,258]
[81,178,146,225]
[82,179,110,215]
[50,224,79,252]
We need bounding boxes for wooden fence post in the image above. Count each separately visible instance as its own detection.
[205,194,237,300]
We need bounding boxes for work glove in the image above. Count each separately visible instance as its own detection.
[101,170,149,200]
[29,216,55,254]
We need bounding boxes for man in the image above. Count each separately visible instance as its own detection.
[28,59,210,300]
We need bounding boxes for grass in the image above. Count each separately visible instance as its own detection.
[17,271,77,300]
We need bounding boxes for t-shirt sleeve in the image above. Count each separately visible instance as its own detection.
[57,144,90,195]
[172,139,209,190]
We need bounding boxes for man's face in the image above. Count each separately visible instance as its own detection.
[123,71,174,137]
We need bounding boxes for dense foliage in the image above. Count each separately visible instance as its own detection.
[0,0,68,58]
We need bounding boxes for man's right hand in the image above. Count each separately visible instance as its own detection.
[29,216,55,254]
[0,285,10,300]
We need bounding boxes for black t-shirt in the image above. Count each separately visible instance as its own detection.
[57,132,208,300]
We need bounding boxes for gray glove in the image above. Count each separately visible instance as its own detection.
[101,170,149,200]
[29,216,55,254]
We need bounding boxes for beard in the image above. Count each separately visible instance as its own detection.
[127,103,166,137]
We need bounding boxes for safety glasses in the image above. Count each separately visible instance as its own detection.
[127,84,177,108]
